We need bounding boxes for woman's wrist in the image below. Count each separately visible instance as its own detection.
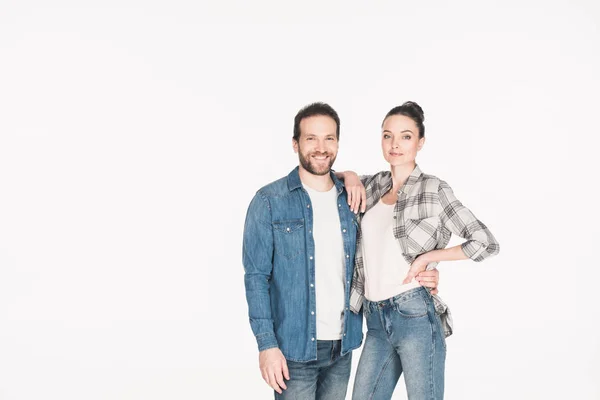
[419,250,440,264]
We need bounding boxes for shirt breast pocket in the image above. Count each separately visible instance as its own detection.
[272,219,305,260]
[402,215,439,255]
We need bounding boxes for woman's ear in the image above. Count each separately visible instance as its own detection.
[417,137,426,151]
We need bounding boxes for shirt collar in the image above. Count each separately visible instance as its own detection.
[378,164,423,195]
[400,164,423,194]
[287,166,344,195]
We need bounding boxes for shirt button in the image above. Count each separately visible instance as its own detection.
[338,204,341,207]
[309,256,313,260]
[342,229,346,233]
[311,311,315,315]
[311,337,315,341]
[346,254,349,258]
[343,333,346,336]
[347,281,350,285]
[310,283,314,287]
[286,227,290,232]
[307,204,310,208]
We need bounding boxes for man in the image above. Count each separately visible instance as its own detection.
[242,103,439,399]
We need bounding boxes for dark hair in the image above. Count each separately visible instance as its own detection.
[382,101,425,138]
[293,102,340,142]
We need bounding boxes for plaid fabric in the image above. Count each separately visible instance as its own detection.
[349,165,500,337]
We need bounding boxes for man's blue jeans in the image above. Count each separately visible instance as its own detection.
[275,340,352,400]
[352,287,446,400]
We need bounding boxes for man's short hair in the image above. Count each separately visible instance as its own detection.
[293,102,340,142]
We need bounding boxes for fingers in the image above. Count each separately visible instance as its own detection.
[360,187,367,213]
[403,270,415,285]
[416,275,437,282]
[349,188,360,213]
[282,360,290,380]
[347,189,353,212]
[263,361,288,394]
[417,279,437,288]
[261,368,268,384]
[417,270,439,288]
[269,370,283,394]
[431,287,439,295]
[404,262,427,285]
[275,368,287,391]
[353,188,361,213]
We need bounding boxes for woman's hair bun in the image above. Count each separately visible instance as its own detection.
[401,101,424,123]
[382,101,426,138]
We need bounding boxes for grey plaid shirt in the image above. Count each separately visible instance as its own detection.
[349,165,500,337]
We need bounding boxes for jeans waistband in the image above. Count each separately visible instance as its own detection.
[364,286,429,314]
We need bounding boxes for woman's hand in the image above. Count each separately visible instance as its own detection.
[416,269,439,295]
[403,254,439,294]
[342,171,366,214]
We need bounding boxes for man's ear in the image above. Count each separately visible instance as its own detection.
[293,138,298,154]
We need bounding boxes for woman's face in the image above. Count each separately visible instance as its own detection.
[381,114,425,167]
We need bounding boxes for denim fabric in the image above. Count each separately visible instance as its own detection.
[275,340,352,400]
[352,287,446,400]
[243,167,363,362]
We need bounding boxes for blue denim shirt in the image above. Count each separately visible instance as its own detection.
[242,167,363,362]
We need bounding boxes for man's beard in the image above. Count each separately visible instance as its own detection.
[298,150,336,176]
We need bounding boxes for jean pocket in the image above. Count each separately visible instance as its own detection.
[272,219,305,260]
[393,295,428,318]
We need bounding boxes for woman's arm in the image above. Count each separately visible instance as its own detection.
[437,180,500,261]
[404,179,500,283]
[334,171,367,213]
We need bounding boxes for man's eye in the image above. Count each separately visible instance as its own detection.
[383,134,390,139]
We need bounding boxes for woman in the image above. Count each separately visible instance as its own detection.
[343,101,499,399]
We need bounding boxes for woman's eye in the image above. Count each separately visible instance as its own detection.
[403,135,411,140]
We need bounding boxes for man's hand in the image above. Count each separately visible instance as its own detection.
[259,348,290,394]
[343,171,366,214]
[403,255,440,295]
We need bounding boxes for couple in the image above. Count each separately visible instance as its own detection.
[242,101,499,399]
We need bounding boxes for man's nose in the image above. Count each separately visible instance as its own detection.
[316,139,326,152]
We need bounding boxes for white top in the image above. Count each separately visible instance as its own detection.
[304,184,345,340]
[361,200,420,302]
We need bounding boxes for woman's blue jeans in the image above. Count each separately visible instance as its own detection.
[352,287,446,400]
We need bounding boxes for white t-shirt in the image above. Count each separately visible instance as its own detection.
[304,184,345,340]
[361,200,420,302]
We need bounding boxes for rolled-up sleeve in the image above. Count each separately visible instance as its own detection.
[437,180,500,261]
[242,193,279,351]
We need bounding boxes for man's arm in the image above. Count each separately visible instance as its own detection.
[242,193,278,350]
[242,193,289,394]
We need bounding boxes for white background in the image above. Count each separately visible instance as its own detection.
[1,1,599,399]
